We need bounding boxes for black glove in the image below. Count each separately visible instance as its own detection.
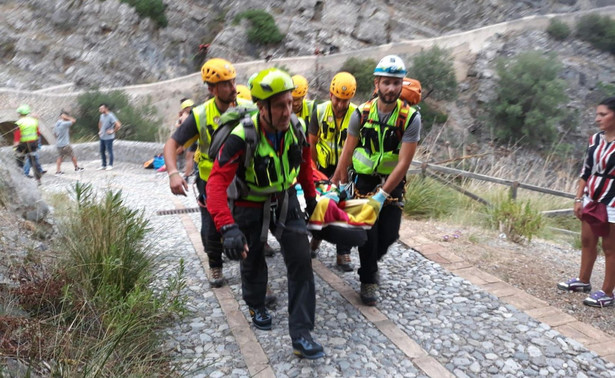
[221,224,247,260]
[305,197,317,219]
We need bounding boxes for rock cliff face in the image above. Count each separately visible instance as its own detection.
[0,0,608,90]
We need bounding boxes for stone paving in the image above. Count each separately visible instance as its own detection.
[39,161,615,377]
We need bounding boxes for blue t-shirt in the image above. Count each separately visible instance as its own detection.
[99,112,118,140]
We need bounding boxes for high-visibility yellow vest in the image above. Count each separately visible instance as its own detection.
[314,101,356,169]
[193,97,251,180]
[231,113,305,202]
[16,116,38,143]
[352,99,415,175]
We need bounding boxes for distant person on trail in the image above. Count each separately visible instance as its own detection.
[331,55,422,306]
[308,72,358,271]
[54,111,83,175]
[14,126,45,178]
[205,68,324,359]
[557,96,615,308]
[163,58,254,291]
[13,104,44,180]
[97,103,121,171]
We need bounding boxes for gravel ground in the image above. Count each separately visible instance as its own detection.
[7,160,615,377]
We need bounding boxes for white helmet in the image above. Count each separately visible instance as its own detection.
[374,55,407,78]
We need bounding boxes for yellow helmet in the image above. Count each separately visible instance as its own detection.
[236,84,252,101]
[201,58,236,84]
[291,75,309,98]
[180,99,194,110]
[330,72,356,100]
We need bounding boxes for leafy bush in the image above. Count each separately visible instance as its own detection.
[120,0,168,28]
[3,183,186,375]
[404,176,459,219]
[75,90,161,142]
[417,101,448,134]
[576,13,615,54]
[340,57,378,102]
[546,18,571,41]
[489,51,568,148]
[485,196,544,244]
[234,10,284,45]
[411,46,458,101]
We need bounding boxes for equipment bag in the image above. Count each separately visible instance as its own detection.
[208,105,307,170]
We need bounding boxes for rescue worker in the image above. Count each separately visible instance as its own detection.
[332,55,421,306]
[164,58,252,288]
[206,68,325,359]
[14,104,43,181]
[291,74,315,125]
[308,72,358,271]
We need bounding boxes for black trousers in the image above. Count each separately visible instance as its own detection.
[233,190,316,339]
[196,176,223,268]
[355,174,405,284]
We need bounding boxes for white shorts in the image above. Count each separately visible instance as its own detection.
[583,196,615,223]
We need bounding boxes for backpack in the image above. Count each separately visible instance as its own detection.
[207,105,258,168]
[208,105,307,170]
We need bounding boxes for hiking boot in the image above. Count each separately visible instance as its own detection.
[264,243,275,257]
[265,285,277,307]
[292,334,325,359]
[583,290,614,308]
[557,278,591,293]
[310,238,321,258]
[249,306,272,330]
[360,283,378,306]
[336,254,353,272]
[208,267,225,288]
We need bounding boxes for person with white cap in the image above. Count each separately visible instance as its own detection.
[332,55,422,306]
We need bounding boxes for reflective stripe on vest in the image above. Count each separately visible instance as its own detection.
[232,113,304,202]
[352,99,415,176]
[315,101,356,169]
[16,116,38,142]
[193,97,251,180]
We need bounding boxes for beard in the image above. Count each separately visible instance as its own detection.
[377,89,401,104]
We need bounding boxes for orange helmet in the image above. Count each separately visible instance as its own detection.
[201,58,236,84]
[291,75,309,98]
[330,72,356,100]
[401,78,422,105]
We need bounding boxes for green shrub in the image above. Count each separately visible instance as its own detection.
[74,90,161,142]
[489,51,568,148]
[63,182,153,299]
[576,13,615,54]
[485,196,544,244]
[411,46,458,101]
[234,10,284,45]
[339,57,378,103]
[417,101,448,134]
[120,0,168,28]
[53,182,186,374]
[547,18,571,40]
[404,176,458,219]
